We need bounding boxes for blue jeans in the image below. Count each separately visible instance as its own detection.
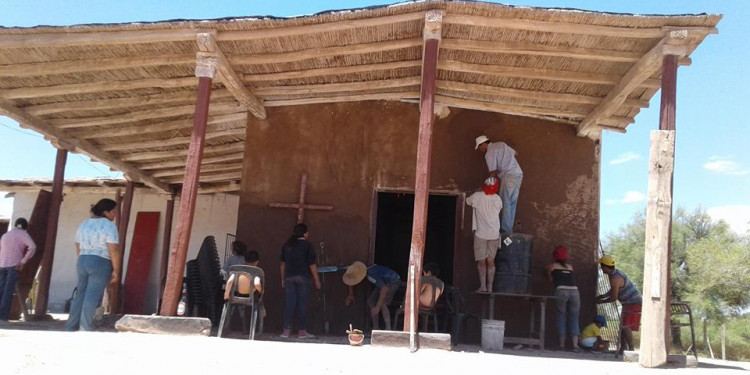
[283,276,311,331]
[65,255,112,331]
[554,288,581,340]
[0,266,19,320]
[500,174,522,234]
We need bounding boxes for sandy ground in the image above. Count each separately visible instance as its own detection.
[1,317,748,375]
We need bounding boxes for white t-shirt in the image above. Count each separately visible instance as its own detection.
[466,191,502,240]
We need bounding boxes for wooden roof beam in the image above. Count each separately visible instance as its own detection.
[0,54,194,77]
[197,33,266,119]
[138,152,245,170]
[0,98,170,193]
[443,14,717,39]
[577,30,690,137]
[73,112,246,139]
[253,77,420,96]
[262,91,420,107]
[436,80,649,108]
[0,77,197,100]
[152,164,242,178]
[0,29,200,49]
[198,181,241,194]
[244,60,421,83]
[164,171,242,184]
[100,128,245,152]
[51,102,244,129]
[24,89,233,116]
[440,60,661,88]
[119,142,245,162]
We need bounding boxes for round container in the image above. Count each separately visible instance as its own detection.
[348,333,364,346]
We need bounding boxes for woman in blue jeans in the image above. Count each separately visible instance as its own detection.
[279,223,321,339]
[65,199,121,331]
[546,245,581,352]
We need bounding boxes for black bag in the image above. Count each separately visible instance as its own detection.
[64,287,77,313]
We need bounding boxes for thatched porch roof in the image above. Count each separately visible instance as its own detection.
[0,1,721,194]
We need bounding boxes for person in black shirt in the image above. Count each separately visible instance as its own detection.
[279,223,321,339]
[546,245,581,352]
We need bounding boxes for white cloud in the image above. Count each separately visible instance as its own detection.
[703,156,749,175]
[707,205,750,235]
[621,191,646,204]
[609,152,641,166]
[604,199,618,206]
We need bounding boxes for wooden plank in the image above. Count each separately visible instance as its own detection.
[151,163,242,178]
[25,89,233,116]
[52,102,243,129]
[198,181,241,194]
[119,142,245,162]
[110,181,135,315]
[436,80,649,108]
[100,128,245,152]
[263,91,420,107]
[216,12,425,41]
[74,112,246,139]
[253,76,421,96]
[1,77,198,100]
[0,54,194,77]
[164,170,242,184]
[196,33,267,119]
[404,10,441,336]
[231,38,421,65]
[0,98,171,193]
[444,14,715,38]
[139,152,244,170]
[160,60,215,316]
[157,197,175,312]
[577,32,688,137]
[32,149,67,317]
[441,39,643,62]
[370,330,451,350]
[439,60,661,88]
[0,29,199,49]
[245,60,421,83]
[123,212,161,314]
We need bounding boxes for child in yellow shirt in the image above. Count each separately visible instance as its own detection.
[579,315,607,351]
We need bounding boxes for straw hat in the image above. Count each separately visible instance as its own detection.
[343,261,367,286]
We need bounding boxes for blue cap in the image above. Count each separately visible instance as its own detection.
[594,315,607,327]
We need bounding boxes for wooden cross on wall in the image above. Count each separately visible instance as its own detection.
[268,173,333,223]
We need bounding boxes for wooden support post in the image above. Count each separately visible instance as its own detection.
[159,54,216,316]
[158,196,175,310]
[33,148,67,316]
[110,180,134,314]
[640,53,678,368]
[403,10,442,337]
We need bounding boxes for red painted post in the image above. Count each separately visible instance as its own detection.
[34,148,67,316]
[404,10,442,335]
[160,56,216,316]
[110,180,134,314]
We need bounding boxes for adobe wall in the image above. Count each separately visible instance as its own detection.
[237,101,600,342]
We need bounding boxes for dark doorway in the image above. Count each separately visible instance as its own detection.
[373,192,456,284]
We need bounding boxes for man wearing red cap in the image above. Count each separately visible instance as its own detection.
[547,245,581,351]
[466,177,502,292]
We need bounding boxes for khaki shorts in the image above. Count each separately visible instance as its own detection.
[473,236,499,261]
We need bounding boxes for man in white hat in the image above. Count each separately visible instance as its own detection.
[343,261,400,330]
[475,135,523,234]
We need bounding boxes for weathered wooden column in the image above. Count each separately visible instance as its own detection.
[159,54,216,316]
[403,10,442,340]
[109,180,134,314]
[640,48,680,367]
[33,148,67,316]
[157,195,175,309]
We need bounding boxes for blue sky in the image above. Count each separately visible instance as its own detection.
[1,0,748,237]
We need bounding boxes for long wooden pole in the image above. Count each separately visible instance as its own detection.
[403,10,442,338]
[157,196,175,311]
[640,54,678,368]
[110,180,134,314]
[33,148,67,316]
[159,55,216,316]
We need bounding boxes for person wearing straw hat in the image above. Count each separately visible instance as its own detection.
[474,135,523,235]
[595,255,642,353]
[343,261,400,330]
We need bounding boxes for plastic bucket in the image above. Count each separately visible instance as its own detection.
[481,319,505,350]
